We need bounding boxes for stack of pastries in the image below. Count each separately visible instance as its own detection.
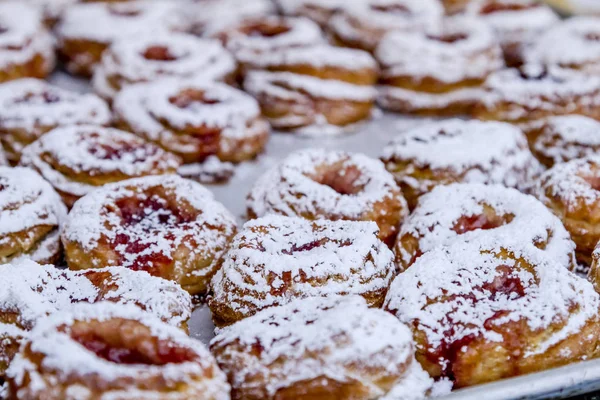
[3,0,600,399]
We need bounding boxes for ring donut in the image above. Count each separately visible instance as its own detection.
[188,0,276,36]
[209,215,395,326]
[247,149,408,247]
[20,125,181,208]
[275,0,344,26]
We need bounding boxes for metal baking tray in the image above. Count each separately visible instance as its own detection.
[49,72,599,400]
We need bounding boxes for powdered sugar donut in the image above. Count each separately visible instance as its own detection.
[329,0,443,52]
[0,2,55,83]
[6,302,229,400]
[529,17,600,74]
[474,66,600,126]
[0,78,110,163]
[187,0,276,36]
[275,0,345,26]
[211,296,428,400]
[441,0,472,14]
[468,0,558,67]
[384,239,600,388]
[376,16,503,116]
[56,1,185,76]
[114,79,269,182]
[527,115,600,168]
[0,167,67,265]
[0,259,192,376]
[209,215,395,327]
[395,183,576,271]
[62,175,237,295]
[20,125,182,208]
[93,32,236,100]
[534,156,600,266]
[247,149,408,247]
[380,119,542,209]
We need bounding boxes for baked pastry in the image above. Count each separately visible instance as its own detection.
[395,183,576,272]
[526,115,600,168]
[211,296,439,400]
[93,32,236,100]
[441,0,472,14]
[589,244,600,293]
[384,239,600,388]
[187,0,276,36]
[275,0,344,26]
[247,149,408,247]
[62,174,237,295]
[468,0,558,67]
[328,0,443,52]
[380,119,542,209]
[473,65,600,127]
[376,16,504,116]
[243,45,378,133]
[529,17,600,74]
[56,1,185,76]
[0,78,110,164]
[6,302,230,400]
[209,215,395,327]
[0,167,67,265]
[533,156,600,266]
[20,125,182,208]
[0,2,55,83]
[113,79,270,183]
[0,259,192,376]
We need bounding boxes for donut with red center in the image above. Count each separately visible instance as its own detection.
[93,32,236,100]
[20,125,181,208]
[395,183,575,272]
[275,0,345,26]
[380,119,542,209]
[211,296,435,400]
[56,1,185,76]
[0,78,110,163]
[0,259,192,376]
[209,215,395,327]
[0,167,67,265]
[384,239,600,388]
[247,149,408,247]
[61,175,237,295]
[6,303,230,400]
[187,0,276,36]
[376,16,503,116]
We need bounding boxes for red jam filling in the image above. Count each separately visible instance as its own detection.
[143,46,178,61]
[243,22,291,38]
[316,165,364,195]
[169,89,221,109]
[452,213,511,235]
[480,2,533,14]
[428,33,468,44]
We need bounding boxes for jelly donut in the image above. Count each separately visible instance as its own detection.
[0,167,67,265]
[62,175,237,295]
[56,1,185,76]
[6,302,230,400]
[384,239,600,388]
[526,115,600,168]
[20,125,182,208]
[529,17,600,74]
[211,296,433,400]
[534,156,600,266]
[380,119,542,209]
[0,259,192,376]
[275,0,345,26]
[93,32,236,101]
[209,215,395,327]
[113,79,269,182]
[473,65,600,127]
[0,78,110,164]
[395,183,576,271]
[468,0,558,67]
[376,16,503,116]
[243,45,378,133]
[0,3,55,83]
[328,0,443,52]
[247,149,408,247]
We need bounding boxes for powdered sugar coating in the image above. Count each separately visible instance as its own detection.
[188,0,276,35]
[385,239,600,376]
[275,0,345,25]
[93,32,235,100]
[209,215,395,324]
[6,302,229,400]
[211,296,415,399]
[19,125,181,200]
[376,16,503,84]
[396,183,576,271]
[381,119,542,194]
